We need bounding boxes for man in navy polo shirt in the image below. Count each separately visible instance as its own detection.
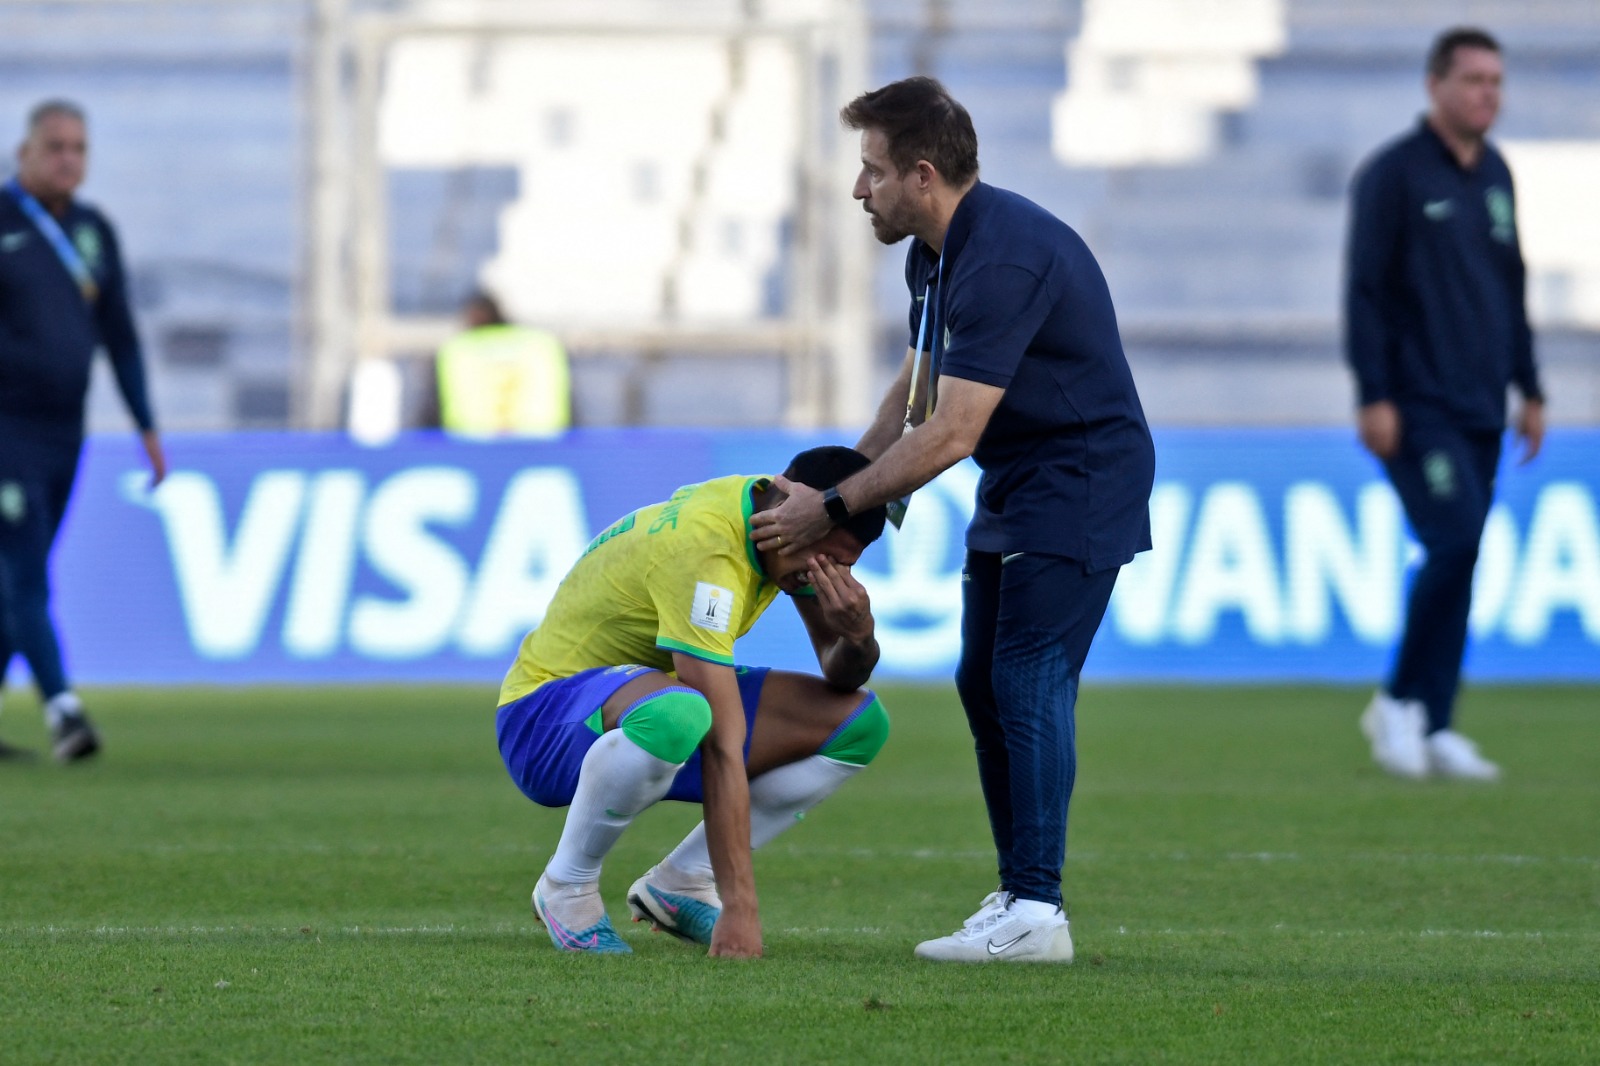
[752,76,1154,962]
[1345,28,1542,782]
[0,99,165,761]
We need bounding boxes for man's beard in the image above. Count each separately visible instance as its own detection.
[867,210,910,245]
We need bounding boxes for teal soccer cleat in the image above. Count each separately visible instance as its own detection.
[531,874,631,954]
[627,864,722,945]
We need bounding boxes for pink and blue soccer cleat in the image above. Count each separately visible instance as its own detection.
[626,864,721,945]
[531,874,631,954]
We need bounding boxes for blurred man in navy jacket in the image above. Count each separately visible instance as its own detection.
[1344,29,1543,781]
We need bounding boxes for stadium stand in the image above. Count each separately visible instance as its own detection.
[2,0,1595,430]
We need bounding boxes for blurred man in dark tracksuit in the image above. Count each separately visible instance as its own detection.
[1,100,165,762]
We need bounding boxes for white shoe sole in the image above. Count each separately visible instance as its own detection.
[914,923,1074,964]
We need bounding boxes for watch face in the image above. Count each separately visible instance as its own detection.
[825,487,850,522]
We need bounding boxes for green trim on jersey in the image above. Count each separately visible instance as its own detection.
[741,477,770,578]
[656,637,735,666]
[583,707,604,735]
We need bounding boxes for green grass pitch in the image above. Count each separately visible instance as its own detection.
[1,683,1596,1064]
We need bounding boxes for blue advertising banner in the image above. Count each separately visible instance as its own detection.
[40,428,1600,685]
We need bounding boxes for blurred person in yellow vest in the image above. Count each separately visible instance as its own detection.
[436,291,571,437]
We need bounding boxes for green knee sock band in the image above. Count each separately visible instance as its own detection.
[818,693,889,766]
[617,686,712,764]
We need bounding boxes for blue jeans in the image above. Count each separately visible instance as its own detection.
[954,550,1120,908]
[1382,420,1502,733]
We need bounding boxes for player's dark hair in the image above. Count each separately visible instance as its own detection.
[783,446,889,548]
[840,76,979,188]
[1427,27,1500,80]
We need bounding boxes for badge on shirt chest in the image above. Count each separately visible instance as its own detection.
[0,481,25,525]
[72,224,104,274]
[691,582,734,632]
[1484,187,1515,244]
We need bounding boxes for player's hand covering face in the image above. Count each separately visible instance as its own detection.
[806,555,873,644]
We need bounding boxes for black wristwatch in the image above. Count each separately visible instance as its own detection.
[822,485,851,524]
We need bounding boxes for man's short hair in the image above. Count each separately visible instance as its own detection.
[1427,27,1501,80]
[840,76,979,188]
[783,446,889,548]
[463,290,508,326]
[27,99,86,136]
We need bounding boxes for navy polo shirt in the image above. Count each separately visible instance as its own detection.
[0,191,153,435]
[905,181,1154,570]
[1344,119,1541,431]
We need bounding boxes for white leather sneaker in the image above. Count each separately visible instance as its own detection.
[914,899,1073,963]
[1360,691,1429,778]
[1425,730,1501,781]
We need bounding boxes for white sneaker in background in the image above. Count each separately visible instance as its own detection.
[1425,730,1502,781]
[1360,691,1429,779]
[914,898,1074,963]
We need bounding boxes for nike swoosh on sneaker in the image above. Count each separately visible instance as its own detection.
[987,931,1030,954]
[648,885,680,915]
[561,928,600,949]
[540,898,601,950]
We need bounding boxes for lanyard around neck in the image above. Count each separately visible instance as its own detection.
[904,249,946,428]
[3,178,98,303]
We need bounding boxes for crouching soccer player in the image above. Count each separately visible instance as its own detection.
[495,446,891,958]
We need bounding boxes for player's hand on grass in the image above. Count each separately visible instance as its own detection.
[708,904,763,958]
[808,555,873,645]
[751,476,831,556]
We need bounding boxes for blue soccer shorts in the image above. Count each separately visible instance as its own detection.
[496,664,767,808]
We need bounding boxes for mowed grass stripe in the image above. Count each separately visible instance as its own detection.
[1,683,1597,1065]
[6,923,1597,941]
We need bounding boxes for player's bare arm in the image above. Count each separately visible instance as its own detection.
[854,346,923,459]
[673,652,763,958]
[752,375,1005,555]
[794,557,879,690]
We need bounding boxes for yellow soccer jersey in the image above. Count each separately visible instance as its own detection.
[498,475,782,704]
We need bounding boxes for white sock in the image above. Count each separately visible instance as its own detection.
[663,755,863,881]
[45,691,82,730]
[1010,898,1063,921]
[544,730,681,885]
